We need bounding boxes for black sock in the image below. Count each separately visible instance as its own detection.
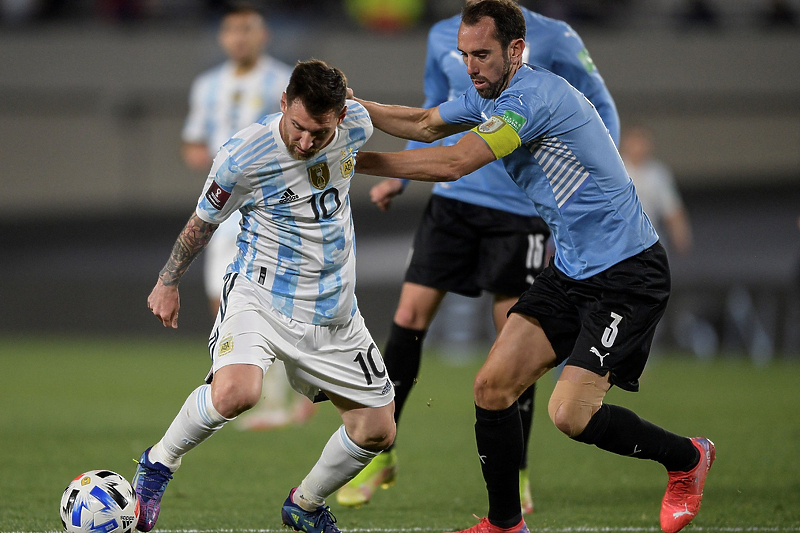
[475,403,523,528]
[517,383,536,470]
[573,404,700,472]
[383,322,426,451]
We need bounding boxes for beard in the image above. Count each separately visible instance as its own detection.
[472,55,513,99]
[287,144,317,160]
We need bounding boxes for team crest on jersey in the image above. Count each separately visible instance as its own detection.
[340,149,354,179]
[307,162,330,190]
[477,116,506,134]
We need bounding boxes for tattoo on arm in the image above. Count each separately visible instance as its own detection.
[159,213,218,286]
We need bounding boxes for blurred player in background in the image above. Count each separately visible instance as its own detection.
[620,125,692,257]
[337,0,620,511]
[134,59,394,533]
[351,2,715,532]
[181,2,315,431]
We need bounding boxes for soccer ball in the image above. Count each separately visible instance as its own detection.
[60,470,140,533]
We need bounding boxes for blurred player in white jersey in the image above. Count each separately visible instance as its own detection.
[620,126,692,257]
[181,2,315,431]
[133,60,394,533]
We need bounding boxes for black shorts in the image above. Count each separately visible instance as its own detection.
[509,242,671,392]
[405,195,551,298]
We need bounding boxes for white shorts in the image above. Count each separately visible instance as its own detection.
[206,274,394,408]
[203,217,240,300]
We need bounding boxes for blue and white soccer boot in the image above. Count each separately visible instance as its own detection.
[132,446,174,532]
[281,488,341,533]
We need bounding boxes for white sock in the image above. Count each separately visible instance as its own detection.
[149,384,229,471]
[294,425,379,511]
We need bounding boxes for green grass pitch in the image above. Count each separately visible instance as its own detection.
[1,335,799,532]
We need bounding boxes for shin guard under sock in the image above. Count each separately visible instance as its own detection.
[475,403,524,528]
[383,322,426,451]
[573,404,700,472]
[517,383,536,470]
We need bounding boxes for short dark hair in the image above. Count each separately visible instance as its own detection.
[462,0,526,49]
[285,59,348,118]
[222,2,265,20]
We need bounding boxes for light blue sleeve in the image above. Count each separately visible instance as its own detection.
[437,89,484,126]
[491,91,550,146]
[549,27,620,145]
[405,27,452,153]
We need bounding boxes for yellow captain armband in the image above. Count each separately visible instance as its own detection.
[472,115,522,159]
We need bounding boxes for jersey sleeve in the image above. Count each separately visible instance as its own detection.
[437,89,484,126]
[182,74,210,145]
[405,25,451,153]
[493,90,551,146]
[344,100,374,146]
[549,26,621,145]
[195,140,253,225]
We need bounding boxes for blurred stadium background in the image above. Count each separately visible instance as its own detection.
[1,0,799,362]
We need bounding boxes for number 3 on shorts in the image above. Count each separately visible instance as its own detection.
[353,343,386,385]
[601,312,623,348]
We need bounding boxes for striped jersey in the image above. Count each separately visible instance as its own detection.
[195,100,373,326]
[182,55,293,243]
[407,8,620,217]
[438,65,657,279]
[182,55,292,153]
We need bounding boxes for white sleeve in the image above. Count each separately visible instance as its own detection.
[195,146,250,225]
[182,76,210,145]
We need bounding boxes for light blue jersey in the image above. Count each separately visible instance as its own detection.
[408,8,620,217]
[196,100,373,326]
[439,65,657,279]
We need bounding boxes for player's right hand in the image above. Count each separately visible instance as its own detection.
[369,178,404,211]
[147,279,180,329]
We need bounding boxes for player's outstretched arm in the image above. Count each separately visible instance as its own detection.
[147,212,218,329]
[357,131,496,183]
[354,97,465,143]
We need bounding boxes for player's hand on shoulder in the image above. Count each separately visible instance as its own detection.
[369,178,404,211]
[346,87,354,99]
[147,279,181,329]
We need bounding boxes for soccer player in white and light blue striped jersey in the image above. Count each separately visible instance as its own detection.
[180,3,313,433]
[181,3,292,313]
[354,2,714,533]
[134,60,394,533]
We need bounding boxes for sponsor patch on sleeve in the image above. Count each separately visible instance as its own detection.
[578,48,597,74]
[501,110,526,132]
[205,180,231,211]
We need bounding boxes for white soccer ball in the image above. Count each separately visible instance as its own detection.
[60,470,140,533]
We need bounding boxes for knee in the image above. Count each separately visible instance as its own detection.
[211,377,262,419]
[547,380,604,438]
[473,367,519,410]
[392,305,428,331]
[346,415,396,452]
[547,396,588,437]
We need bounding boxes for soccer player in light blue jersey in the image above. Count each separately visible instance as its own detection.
[352,2,714,533]
[338,0,619,511]
[181,3,316,432]
[133,60,394,533]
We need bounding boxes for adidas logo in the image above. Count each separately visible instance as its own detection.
[279,188,299,204]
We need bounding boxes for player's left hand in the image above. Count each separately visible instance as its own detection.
[346,87,354,99]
